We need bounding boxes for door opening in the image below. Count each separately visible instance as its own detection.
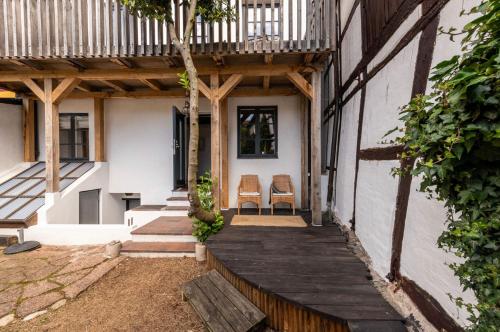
[173,107,188,189]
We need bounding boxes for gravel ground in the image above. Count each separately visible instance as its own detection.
[3,257,206,332]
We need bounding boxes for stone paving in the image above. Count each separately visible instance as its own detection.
[0,245,124,327]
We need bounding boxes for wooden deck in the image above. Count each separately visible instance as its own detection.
[206,210,406,332]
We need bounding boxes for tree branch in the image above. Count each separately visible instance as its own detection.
[183,0,198,47]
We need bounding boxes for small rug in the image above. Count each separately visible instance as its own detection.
[231,215,307,227]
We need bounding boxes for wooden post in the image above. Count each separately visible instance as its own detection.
[300,95,309,210]
[221,98,229,209]
[311,71,322,226]
[211,74,221,210]
[44,79,60,193]
[22,98,36,162]
[94,98,105,161]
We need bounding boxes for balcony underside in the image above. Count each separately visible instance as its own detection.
[0,51,329,99]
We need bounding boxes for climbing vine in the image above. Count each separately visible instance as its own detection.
[388,1,499,330]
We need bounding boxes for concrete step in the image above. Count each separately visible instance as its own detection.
[121,241,195,258]
[130,216,196,243]
[166,196,190,207]
[171,188,188,198]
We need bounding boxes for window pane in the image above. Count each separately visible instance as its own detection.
[259,113,275,140]
[240,139,256,155]
[260,139,276,155]
[239,112,256,140]
[60,145,72,160]
[60,116,71,130]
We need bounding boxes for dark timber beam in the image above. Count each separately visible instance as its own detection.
[94,98,105,162]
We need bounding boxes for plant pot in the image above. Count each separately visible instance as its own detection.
[104,241,122,259]
[195,242,207,262]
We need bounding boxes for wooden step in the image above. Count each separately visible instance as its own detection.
[183,270,266,332]
[121,241,195,255]
[161,205,189,211]
[131,217,193,236]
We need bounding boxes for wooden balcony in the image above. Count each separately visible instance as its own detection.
[0,0,334,60]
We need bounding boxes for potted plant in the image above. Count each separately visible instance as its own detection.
[192,173,224,262]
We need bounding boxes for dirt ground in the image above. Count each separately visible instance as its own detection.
[2,257,206,332]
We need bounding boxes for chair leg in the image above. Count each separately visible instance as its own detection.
[292,203,295,215]
[238,203,240,215]
[271,203,274,215]
[259,205,261,215]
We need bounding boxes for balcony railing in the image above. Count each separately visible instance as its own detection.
[0,0,333,59]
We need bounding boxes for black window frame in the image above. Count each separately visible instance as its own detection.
[237,106,278,159]
[59,113,90,162]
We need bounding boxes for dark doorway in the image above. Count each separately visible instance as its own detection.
[198,115,211,178]
[173,107,188,189]
[79,189,100,224]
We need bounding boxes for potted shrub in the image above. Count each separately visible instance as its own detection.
[192,173,224,262]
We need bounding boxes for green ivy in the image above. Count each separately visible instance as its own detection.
[192,172,224,243]
[388,1,499,330]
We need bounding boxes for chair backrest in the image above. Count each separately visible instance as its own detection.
[272,174,292,193]
[240,175,260,193]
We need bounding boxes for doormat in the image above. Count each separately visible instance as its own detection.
[231,215,307,227]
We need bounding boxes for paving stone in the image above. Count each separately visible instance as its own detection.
[50,299,66,310]
[24,265,60,282]
[0,270,26,284]
[64,257,124,299]
[0,314,14,327]
[17,292,64,318]
[0,302,15,317]
[23,310,47,321]
[0,287,22,304]
[51,268,91,287]
[22,280,60,299]
[56,254,107,275]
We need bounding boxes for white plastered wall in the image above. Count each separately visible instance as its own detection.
[39,163,124,225]
[399,0,479,325]
[227,96,302,209]
[332,0,479,326]
[0,103,23,176]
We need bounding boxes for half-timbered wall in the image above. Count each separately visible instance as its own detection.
[0,103,23,175]
[328,0,478,328]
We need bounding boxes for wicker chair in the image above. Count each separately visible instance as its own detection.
[237,175,262,215]
[270,175,296,215]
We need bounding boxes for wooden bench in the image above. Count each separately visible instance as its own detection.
[183,270,266,332]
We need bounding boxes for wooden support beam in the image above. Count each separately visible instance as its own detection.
[198,79,212,101]
[22,79,45,102]
[303,53,315,65]
[22,87,299,100]
[75,81,93,92]
[210,74,221,210]
[22,98,36,162]
[286,72,313,100]
[310,71,322,226]
[100,80,129,92]
[62,59,87,71]
[110,58,134,68]
[52,78,82,104]
[263,76,270,90]
[139,79,163,91]
[0,64,319,82]
[263,54,273,90]
[10,60,44,71]
[44,79,59,193]
[94,98,105,162]
[218,74,243,100]
[221,98,229,209]
[212,55,225,66]
[300,95,309,209]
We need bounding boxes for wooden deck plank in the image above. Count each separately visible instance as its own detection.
[206,211,405,329]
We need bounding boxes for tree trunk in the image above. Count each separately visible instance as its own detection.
[168,5,216,223]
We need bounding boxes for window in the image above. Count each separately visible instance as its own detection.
[60,114,89,161]
[247,4,280,40]
[237,106,278,158]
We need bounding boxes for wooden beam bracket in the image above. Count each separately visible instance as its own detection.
[286,72,313,100]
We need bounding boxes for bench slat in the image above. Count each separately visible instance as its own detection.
[184,270,266,332]
[207,270,266,325]
[183,282,237,332]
